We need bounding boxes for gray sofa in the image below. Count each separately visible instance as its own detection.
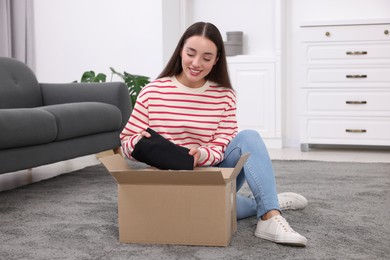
[0,57,131,174]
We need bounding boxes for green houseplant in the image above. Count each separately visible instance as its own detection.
[79,67,150,106]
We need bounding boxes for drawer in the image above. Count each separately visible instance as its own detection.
[300,24,390,42]
[303,118,390,145]
[307,67,390,86]
[305,43,390,64]
[305,90,390,115]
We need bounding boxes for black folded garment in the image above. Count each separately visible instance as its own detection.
[131,128,194,170]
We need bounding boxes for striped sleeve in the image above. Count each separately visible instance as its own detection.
[197,91,238,166]
[119,86,151,159]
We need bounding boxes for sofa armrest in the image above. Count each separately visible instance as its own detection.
[40,82,132,130]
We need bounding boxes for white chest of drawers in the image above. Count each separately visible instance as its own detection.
[299,20,390,151]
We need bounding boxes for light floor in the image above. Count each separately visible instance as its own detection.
[1,148,389,192]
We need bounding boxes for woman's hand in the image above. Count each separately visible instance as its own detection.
[188,148,201,167]
[140,130,151,138]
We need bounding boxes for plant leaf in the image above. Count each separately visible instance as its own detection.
[123,72,150,101]
[79,67,149,106]
[81,71,96,82]
[110,67,125,80]
[94,73,107,82]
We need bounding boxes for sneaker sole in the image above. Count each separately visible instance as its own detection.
[254,231,307,247]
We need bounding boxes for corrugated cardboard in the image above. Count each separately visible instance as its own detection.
[100,153,249,247]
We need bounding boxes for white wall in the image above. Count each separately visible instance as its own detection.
[184,0,276,56]
[32,0,390,147]
[33,0,165,83]
[284,0,390,147]
[162,0,182,65]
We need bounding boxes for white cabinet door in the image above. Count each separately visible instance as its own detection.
[228,57,281,147]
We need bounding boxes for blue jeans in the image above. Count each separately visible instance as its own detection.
[217,130,280,220]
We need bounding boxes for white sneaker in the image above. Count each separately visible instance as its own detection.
[278,192,308,211]
[255,215,307,246]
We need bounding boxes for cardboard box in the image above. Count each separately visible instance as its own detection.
[100,153,249,247]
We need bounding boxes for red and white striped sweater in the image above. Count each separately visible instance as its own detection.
[120,76,238,166]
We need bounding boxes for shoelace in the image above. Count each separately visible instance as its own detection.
[273,216,297,233]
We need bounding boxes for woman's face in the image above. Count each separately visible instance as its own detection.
[178,35,218,88]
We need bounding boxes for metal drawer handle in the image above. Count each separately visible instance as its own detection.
[346,129,367,133]
[346,51,367,55]
[346,101,367,104]
[346,75,367,79]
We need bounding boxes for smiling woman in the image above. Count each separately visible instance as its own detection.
[119,21,309,247]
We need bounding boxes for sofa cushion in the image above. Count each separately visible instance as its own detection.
[0,108,57,149]
[39,102,122,141]
[0,57,42,109]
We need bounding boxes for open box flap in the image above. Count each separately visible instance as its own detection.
[99,154,129,172]
[223,153,250,183]
[100,154,226,185]
[193,153,249,183]
[100,153,249,185]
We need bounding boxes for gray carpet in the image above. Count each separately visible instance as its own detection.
[1,160,389,260]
